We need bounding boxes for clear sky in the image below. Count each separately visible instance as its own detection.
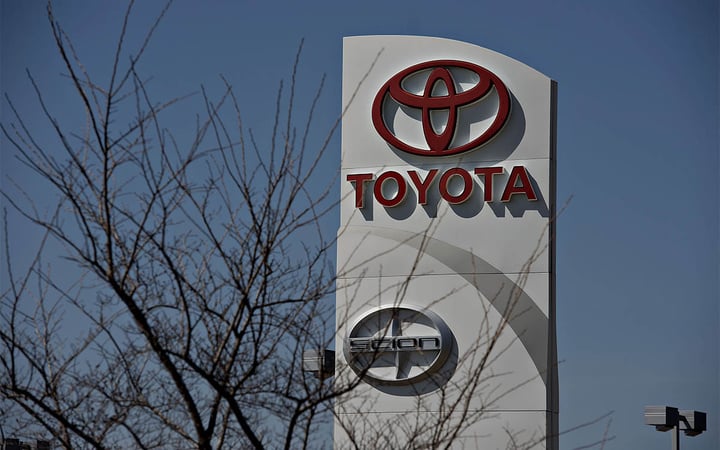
[2,1,718,449]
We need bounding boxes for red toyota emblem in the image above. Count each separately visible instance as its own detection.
[372,60,510,157]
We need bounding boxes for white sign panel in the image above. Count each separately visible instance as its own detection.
[336,35,557,449]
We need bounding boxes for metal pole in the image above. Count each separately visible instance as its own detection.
[671,424,680,450]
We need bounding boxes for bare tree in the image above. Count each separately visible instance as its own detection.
[2,2,342,448]
[1,2,611,450]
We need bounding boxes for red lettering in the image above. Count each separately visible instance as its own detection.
[408,169,439,205]
[474,167,504,202]
[346,173,374,208]
[347,166,539,209]
[501,166,538,202]
[439,168,473,204]
[374,171,407,207]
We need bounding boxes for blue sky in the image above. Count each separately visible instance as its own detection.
[2,1,718,449]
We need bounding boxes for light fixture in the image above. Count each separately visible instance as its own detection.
[644,405,707,450]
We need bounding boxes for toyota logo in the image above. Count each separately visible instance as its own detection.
[344,305,453,386]
[372,60,511,157]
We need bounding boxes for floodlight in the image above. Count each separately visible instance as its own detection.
[644,405,707,450]
[302,349,335,379]
[644,405,679,431]
[679,410,707,437]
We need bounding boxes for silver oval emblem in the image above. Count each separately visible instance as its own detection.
[344,305,453,385]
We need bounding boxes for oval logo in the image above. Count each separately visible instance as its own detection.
[344,305,453,386]
[371,60,511,157]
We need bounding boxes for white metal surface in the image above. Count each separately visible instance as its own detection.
[336,35,557,449]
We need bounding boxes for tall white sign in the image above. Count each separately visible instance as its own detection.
[336,35,557,449]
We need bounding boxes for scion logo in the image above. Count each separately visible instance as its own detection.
[344,305,453,386]
[372,60,511,157]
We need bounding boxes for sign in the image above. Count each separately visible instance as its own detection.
[371,60,511,156]
[344,305,453,385]
[346,165,538,208]
[336,35,557,449]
